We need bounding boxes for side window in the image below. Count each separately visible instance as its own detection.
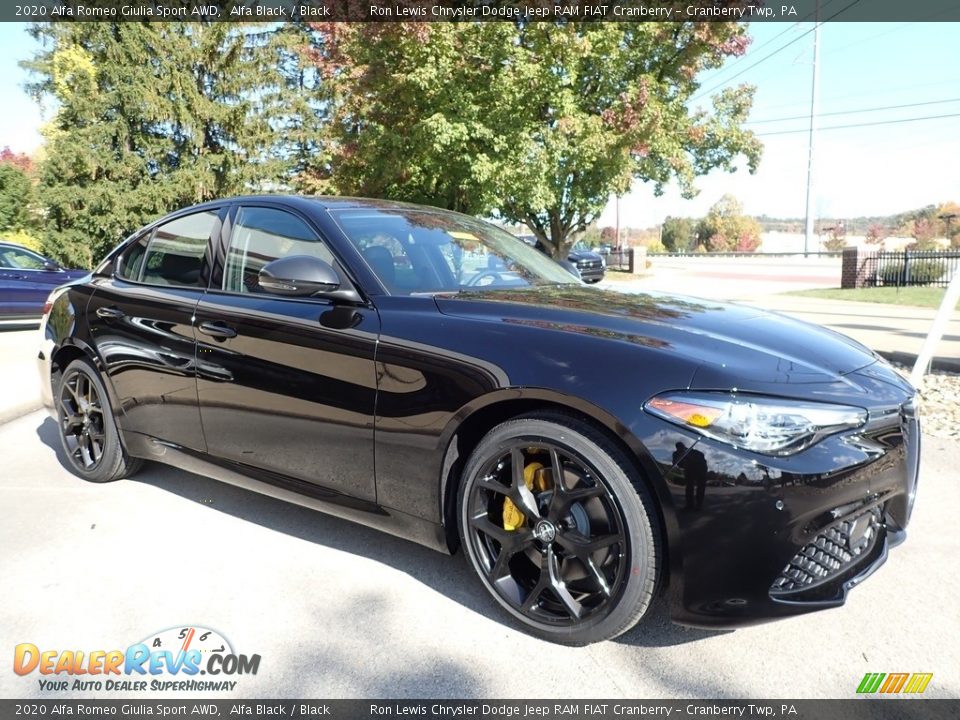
[116,234,149,281]
[0,246,46,270]
[140,211,218,287]
[223,206,334,294]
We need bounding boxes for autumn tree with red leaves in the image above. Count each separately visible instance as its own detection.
[0,146,36,234]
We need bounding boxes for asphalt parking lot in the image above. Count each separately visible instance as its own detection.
[1,405,958,700]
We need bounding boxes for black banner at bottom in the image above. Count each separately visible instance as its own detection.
[0,700,956,720]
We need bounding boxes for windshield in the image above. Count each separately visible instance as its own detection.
[330,208,579,294]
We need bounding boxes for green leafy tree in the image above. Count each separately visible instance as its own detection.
[661,216,698,252]
[24,22,321,267]
[581,223,602,247]
[306,21,761,259]
[696,194,761,252]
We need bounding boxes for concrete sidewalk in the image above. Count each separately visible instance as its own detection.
[743,293,960,372]
[0,328,43,425]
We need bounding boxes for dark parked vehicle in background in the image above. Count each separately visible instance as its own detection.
[0,241,87,324]
[38,196,920,645]
[561,242,606,283]
[520,235,606,283]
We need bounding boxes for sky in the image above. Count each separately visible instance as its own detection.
[2,20,958,228]
[598,20,960,227]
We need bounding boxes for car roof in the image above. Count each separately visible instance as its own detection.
[0,241,36,251]
[201,194,444,213]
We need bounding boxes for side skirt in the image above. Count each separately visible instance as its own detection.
[124,431,451,554]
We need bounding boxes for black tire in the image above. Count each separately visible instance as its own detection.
[457,411,659,645]
[55,358,142,483]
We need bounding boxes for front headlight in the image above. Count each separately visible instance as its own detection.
[644,391,866,456]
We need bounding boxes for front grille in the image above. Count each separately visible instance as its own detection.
[770,505,883,596]
[578,260,601,270]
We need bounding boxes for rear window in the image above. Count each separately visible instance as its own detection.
[136,211,218,287]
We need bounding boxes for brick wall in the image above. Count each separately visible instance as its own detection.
[841,246,878,289]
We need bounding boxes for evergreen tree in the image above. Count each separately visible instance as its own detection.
[24,22,322,267]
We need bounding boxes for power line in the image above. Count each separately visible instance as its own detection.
[746,97,960,125]
[753,77,960,115]
[690,0,863,103]
[693,0,838,87]
[755,112,960,136]
[820,3,960,57]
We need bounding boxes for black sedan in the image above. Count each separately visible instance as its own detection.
[0,241,87,324]
[38,196,919,645]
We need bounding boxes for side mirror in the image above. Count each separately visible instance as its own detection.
[43,260,61,271]
[258,255,341,297]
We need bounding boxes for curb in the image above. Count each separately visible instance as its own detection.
[0,400,43,426]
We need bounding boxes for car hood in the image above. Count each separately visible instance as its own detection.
[434,286,879,387]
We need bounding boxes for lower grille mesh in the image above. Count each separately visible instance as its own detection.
[771,506,883,596]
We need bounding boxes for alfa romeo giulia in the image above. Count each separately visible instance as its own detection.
[38,196,920,644]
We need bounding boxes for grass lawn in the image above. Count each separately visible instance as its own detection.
[787,286,958,309]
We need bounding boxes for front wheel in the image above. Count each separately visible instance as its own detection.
[56,358,142,482]
[457,413,660,645]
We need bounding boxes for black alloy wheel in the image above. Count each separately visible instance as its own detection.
[458,413,659,645]
[56,358,142,483]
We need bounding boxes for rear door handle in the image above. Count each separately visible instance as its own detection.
[96,306,125,319]
[198,321,238,339]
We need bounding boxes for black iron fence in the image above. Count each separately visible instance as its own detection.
[599,248,632,272]
[867,250,960,288]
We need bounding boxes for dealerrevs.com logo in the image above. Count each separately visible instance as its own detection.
[13,626,261,692]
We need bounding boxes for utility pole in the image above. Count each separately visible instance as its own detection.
[803,2,821,258]
[615,195,621,250]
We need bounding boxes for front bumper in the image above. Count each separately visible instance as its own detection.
[664,387,920,628]
[577,266,605,282]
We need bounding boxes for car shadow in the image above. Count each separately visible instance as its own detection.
[36,416,731,649]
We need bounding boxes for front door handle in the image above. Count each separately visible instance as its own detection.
[198,321,238,339]
[96,306,125,319]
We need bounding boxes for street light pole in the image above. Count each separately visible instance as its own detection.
[803,3,821,258]
[615,195,621,250]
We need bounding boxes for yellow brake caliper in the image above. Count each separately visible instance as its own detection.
[502,459,553,531]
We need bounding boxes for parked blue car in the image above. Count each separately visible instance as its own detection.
[0,241,88,324]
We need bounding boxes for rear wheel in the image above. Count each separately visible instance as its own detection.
[56,358,142,482]
[457,413,659,645]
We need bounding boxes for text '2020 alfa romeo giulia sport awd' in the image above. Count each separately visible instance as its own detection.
[38,196,921,645]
